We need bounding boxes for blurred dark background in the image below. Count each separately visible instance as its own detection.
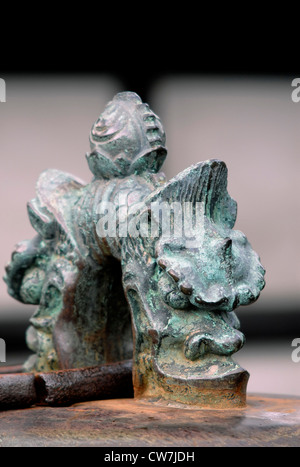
[0,47,299,395]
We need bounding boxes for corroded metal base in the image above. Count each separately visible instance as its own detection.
[136,362,249,409]
[0,394,299,447]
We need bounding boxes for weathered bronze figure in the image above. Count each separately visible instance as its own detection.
[3,92,265,408]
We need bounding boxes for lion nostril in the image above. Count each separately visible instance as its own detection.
[198,341,207,357]
[184,333,213,361]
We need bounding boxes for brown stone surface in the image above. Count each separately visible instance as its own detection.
[0,394,299,447]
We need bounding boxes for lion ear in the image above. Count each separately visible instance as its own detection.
[137,159,237,229]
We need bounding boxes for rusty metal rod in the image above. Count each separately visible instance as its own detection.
[0,372,37,410]
[35,360,134,406]
[0,360,133,410]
